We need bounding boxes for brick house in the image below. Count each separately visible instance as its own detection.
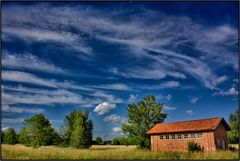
[147,117,231,152]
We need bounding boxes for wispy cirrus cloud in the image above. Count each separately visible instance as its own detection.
[2,105,45,114]
[2,53,66,74]
[3,4,237,90]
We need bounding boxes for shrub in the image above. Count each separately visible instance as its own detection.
[188,141,203,152]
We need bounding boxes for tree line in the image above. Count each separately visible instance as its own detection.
[1,95,239,148]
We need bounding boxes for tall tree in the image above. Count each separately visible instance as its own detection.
[228,109,239,144]
[3,128,18,144]
[64,109,93,148]
[20,113,59,147]
[122,95,167,148]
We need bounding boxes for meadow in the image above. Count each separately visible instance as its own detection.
[1,144,238,160]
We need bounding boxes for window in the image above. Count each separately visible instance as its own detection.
[184,133,188,139]
[190,133,195,139]
[160,135,163,140]
[165,135,169,140]
[198,133,202,139]
[177,134,181,140]
[171,135,175,140]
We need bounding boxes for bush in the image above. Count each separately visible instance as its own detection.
[188,141,203,152]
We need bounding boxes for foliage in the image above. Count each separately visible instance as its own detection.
[122,95,167,148]
[19,113,59,147]
[96,137,103,145]
[227,109,239,144]
[3,128,18,144]
[112,137,138,145]
[2,144,238,160]
[63,109,93,148]
[188,141,203,152]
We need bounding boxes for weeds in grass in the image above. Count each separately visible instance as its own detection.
[1,144,238,160]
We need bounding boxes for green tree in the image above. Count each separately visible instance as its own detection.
[228,109,239,144]
[18,127,31,146]
[96,137,103,145]
[20,113,59,147]
[64,109,93,148]
[3,128,18,144]
[122,95,167,148]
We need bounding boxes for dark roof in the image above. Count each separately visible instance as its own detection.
[147,117,231,135]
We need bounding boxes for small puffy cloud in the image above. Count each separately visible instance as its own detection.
[186,109,193,115]
[94,102,116,115]
[163,105,176,111]
[128,94,138,103]
[104,114,121,123]
[165,94,172,101]
[112,127,122,133]
[190,97,199,104]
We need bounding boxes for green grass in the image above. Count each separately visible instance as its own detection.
[1,144,238,160]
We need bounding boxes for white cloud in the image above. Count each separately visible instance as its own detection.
[112,127,122,133]
[165,94,172,101]
[142,81,180,90]
[2,105,45,114]
[2,4,237,90]
[2,118,25,124]
[213,86,238,96]
[103,114,122,123]
[2,53,66,74]
[128,94,138,103]
[94,102,116,115]
[3,27,92,55]
[190,97,199,104]
[163,105,176,111]
[92,91,123,103]
[2,70,57,87]
[186,109,193,115]
[213,75,227,86]
[93,83,130,91]
[2,127,10,131]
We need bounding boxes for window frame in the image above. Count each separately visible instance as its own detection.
[177,134,181,140]
[190,133,195,139]
[171,134,176,140]
[160,135,164,140]
[184,133,188,139]
[165,135,169,140]
[197,133,202,139]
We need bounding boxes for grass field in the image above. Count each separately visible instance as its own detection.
[1,144,238,160]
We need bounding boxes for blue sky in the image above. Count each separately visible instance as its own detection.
[2,2,238,140]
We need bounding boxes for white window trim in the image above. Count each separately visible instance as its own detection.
[171,135,176,140]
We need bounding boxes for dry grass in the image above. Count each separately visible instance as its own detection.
[1,144,238,160]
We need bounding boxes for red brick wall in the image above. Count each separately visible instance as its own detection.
[150,131,216,152]
[214,122,228,150]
